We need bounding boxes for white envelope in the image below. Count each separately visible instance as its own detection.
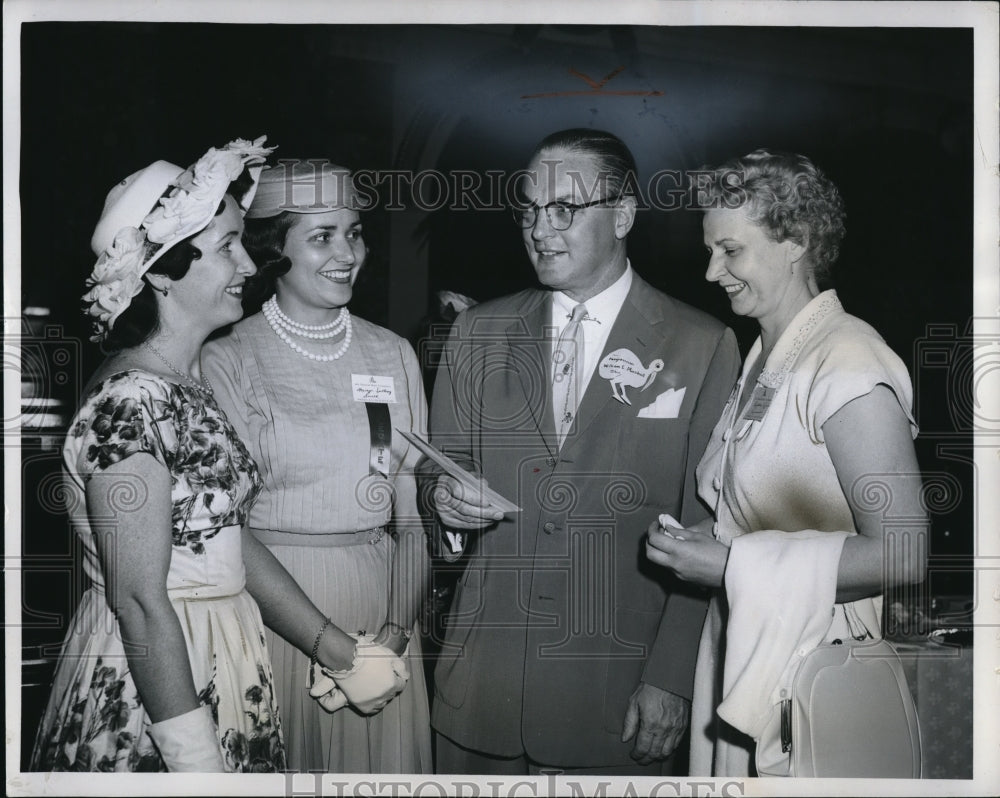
[636,387,687,419]
[397,429,521,513]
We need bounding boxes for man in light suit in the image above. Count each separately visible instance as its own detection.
[426,129,740,775]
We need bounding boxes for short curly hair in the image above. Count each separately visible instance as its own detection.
[697,149,846,287]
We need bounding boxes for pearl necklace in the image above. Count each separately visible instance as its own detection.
[265,296,348,339]
[263,299,353,361]
[142,341,214,395]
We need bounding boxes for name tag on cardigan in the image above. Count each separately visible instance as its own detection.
[744,385,776,422]
[352,374,397,403]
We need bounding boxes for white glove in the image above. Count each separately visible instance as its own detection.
[324,633,409,715]
[308,662,350,714]
[147,705,225,772]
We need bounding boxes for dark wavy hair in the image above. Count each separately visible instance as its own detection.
[102,170,254,351]
[239,212,298,315]
[530,128,639,200]
[697,149,846,288]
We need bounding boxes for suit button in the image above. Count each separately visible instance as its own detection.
[722,428,731,441]
[546,456,557,467]
[713,477,722,490]
[543,522,555,534]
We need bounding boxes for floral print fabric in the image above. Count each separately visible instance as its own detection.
[31,370,285,772]
[71,370,261,555]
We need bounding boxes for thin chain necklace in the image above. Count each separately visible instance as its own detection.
[142,341,214,395]
[263,298,353,362]
[265,296,347,338]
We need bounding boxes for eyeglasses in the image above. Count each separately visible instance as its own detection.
[511,196,621,231]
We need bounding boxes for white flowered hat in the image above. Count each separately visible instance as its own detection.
[84,136,276,341]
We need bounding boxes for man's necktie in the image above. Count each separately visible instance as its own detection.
[552,303,588,448]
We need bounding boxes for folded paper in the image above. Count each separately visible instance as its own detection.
[399,429,520,513]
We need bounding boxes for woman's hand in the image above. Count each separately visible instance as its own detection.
[309,625,412,716]
[644,516,730,588]
[308,665,350,714]
[433,474,504,529]
[325,634,409,715]
[147,706,226,771]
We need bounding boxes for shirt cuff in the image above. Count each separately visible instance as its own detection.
[444,530,465,554]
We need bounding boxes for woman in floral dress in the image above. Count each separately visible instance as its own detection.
[30,139,409,773]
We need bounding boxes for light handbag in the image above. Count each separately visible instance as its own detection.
[779,635,921,778]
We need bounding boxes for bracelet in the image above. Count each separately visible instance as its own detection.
[310,617,333,669]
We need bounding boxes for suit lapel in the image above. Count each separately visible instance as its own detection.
[564,277,668,453]
[506,298,558,456]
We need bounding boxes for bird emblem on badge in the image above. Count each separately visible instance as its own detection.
[598,348,665,405]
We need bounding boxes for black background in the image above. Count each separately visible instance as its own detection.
[21,20,975,568]
[18,21,977,770]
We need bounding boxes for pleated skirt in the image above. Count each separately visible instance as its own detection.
[263,534,432,773]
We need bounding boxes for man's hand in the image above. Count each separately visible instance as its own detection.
[621,682,690,764]
[433,474,504,529]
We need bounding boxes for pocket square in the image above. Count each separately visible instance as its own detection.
[637,387,686,418]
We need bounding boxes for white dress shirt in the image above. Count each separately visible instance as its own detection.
[443,263,633,554]
[549,262,634,398]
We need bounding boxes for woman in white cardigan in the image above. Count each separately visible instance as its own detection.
[644,149,926,776]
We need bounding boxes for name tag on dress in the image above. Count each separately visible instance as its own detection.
[744,385,775,421]
[352,374,397,403]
